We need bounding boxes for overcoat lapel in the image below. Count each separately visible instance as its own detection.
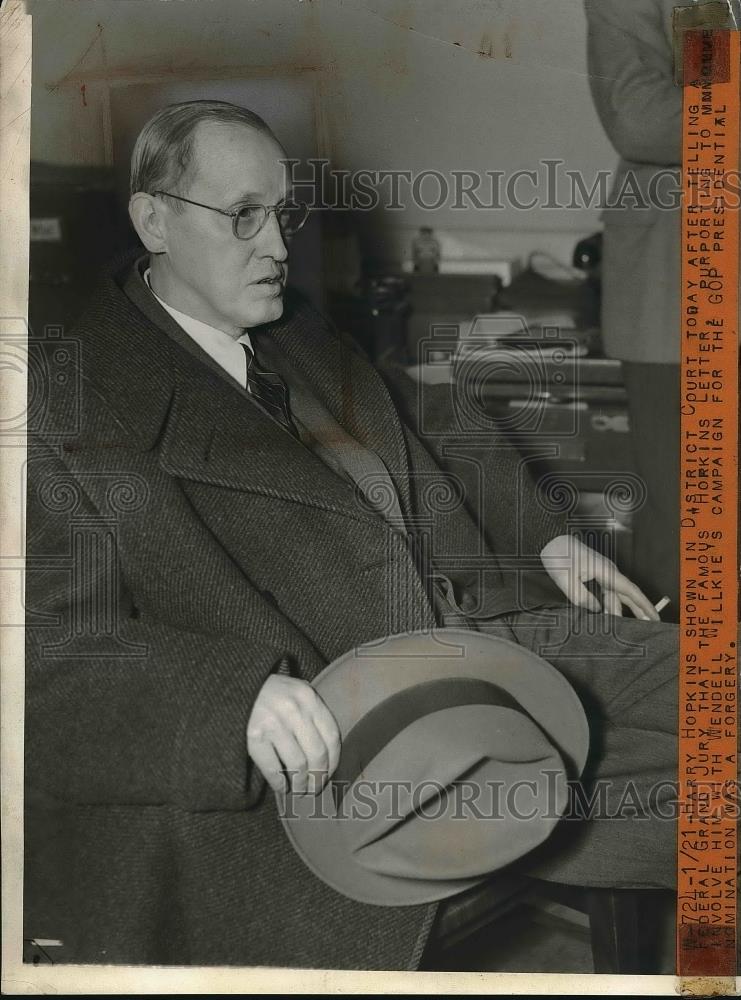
[117,259,400,525]
[158,366,386,526]
[264,309,414,523]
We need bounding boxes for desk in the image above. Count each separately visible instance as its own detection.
[407,354,639,572]
[332,271,640,570]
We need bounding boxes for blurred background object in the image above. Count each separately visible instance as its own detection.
[411,226,442,273]
[29,163,132,337]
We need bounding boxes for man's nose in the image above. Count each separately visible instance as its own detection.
[257,210,289,262]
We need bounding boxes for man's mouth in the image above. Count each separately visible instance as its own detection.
[255,270,284,285]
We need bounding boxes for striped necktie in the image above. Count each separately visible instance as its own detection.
[242,342,299,438]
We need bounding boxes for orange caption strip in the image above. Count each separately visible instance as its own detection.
[679,29,740,977]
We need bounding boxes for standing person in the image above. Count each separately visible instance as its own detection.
[585,0,682,617]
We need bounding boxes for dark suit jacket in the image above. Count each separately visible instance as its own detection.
[24,257,565,967]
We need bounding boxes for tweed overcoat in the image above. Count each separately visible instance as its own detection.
[24,258,566,968]
[585,0,682,363]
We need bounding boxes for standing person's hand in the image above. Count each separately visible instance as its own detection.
[540,534,659,621]
[247,674,341,795]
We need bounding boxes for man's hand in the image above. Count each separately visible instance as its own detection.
[247,674,341,795]
[540,534,659,621]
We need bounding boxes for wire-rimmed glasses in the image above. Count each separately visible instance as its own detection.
[151,191,310,240]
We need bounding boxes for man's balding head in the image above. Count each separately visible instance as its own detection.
[130,100,280,204]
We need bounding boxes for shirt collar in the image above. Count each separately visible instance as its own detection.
[143,267,253,354]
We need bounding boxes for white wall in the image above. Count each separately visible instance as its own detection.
[29,0,618,267]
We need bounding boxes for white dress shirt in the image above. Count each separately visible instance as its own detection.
[144,268,253,388]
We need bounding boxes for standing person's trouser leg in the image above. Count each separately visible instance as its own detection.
[622,362,681,619]
[481,606,678,889]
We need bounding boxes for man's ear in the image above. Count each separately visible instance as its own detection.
[129,192,168,253]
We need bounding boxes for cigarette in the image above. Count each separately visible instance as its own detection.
[654,596,671,614]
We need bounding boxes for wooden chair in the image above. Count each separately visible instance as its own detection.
[420,876,672,973]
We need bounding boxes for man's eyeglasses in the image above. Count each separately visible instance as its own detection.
[151,190,310,240]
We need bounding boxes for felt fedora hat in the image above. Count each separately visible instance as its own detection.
[279,628,589,906]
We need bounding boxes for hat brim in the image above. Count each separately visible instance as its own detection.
[280,628,589,907]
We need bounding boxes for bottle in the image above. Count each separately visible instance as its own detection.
[412,226,441,274]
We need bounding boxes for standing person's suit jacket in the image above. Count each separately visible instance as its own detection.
[585,0,682,363]
[24,256,565,968]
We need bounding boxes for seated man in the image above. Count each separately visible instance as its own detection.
[24,99,677,969]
